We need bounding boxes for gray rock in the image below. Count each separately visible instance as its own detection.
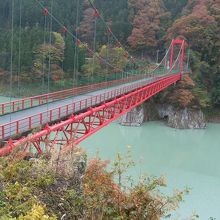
[119,101,206,129]
[157,104,206,129]
[119,105,144,126]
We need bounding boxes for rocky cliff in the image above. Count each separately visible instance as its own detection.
[119,101,206,129]
[119,105,144,126]
[157,104,206,129]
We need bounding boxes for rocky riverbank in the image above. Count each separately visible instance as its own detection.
[157,104,206,129]
[119,100,206,129]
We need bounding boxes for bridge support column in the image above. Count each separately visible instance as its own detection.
[170,39,185,78]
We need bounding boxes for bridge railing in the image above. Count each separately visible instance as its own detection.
[0,72,156,116]
[0,73,177,141]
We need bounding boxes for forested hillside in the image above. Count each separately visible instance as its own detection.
[0,0,219,110]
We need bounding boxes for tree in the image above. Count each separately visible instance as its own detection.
[128,0,165,51]
[79,7,96,45]
[166,0,220,108]
[211,67,220,106]
[163,0,188,18]
[167,75,196,108]
[94,0,131,43]
[33,32,65,83]
[82,45,129,81]
[166,0,217,48]
[159,75,210,109]
[0,148,188,220]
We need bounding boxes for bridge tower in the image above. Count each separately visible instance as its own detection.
[170,39,185,75]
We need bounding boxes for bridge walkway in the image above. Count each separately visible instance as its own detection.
[0,74,166,141]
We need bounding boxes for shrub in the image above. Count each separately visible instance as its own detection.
[0,148,188,220]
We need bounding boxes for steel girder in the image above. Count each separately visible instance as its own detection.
[0,74,181,157]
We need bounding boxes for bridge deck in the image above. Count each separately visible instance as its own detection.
[0,75,167,141]
[0,73,151,116]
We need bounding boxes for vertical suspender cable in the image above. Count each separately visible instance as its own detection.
[164,49,167,75]
[87,0,135,67]
[9,0,14,125]
[17,0,22,96]
[73,0,80,102]
[106,33,110,82]
[91,17,97,87]
[35,0,123,74]
[186,48,190,71]
[42,7,48,94]
[47,0,53,113]
[35,0,125,77]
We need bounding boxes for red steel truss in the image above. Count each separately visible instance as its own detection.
[0,73,181,157]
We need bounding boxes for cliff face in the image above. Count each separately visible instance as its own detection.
[119,101,206,129]
[119,105,145,126]
[157,104,206,129]
[119,100,159,126]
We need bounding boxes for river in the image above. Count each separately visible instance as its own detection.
[0,96,16,103]
[82,121,220,219]
[1,95,219,218]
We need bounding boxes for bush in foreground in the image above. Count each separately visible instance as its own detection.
[0,148,189,220]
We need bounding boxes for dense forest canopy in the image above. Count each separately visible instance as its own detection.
[0,0,219,108]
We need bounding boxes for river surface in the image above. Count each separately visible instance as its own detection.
[1,95,219,218]
[82,121,220,219]
[0,96,15,103]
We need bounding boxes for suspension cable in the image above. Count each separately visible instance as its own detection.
[147,43,172,76]
[34,0,124,73]
[34,0,179,86]
[87,0,135,64]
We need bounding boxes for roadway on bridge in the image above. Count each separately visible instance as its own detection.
[0,75,163,140]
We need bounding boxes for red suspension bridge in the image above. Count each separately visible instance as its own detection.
[0,0,188,157]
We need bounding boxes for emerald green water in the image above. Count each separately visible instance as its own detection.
[0,96,15,103]
[1,95,219,218]
[82,121,220,219]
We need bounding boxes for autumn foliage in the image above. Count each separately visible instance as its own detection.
[82,158,187,220]
[79,7,96,45]
[166,0,219,48]
[33,32,65,83]
[0,149,188,220]
[160,75,210,108]
[128,0,165,50]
